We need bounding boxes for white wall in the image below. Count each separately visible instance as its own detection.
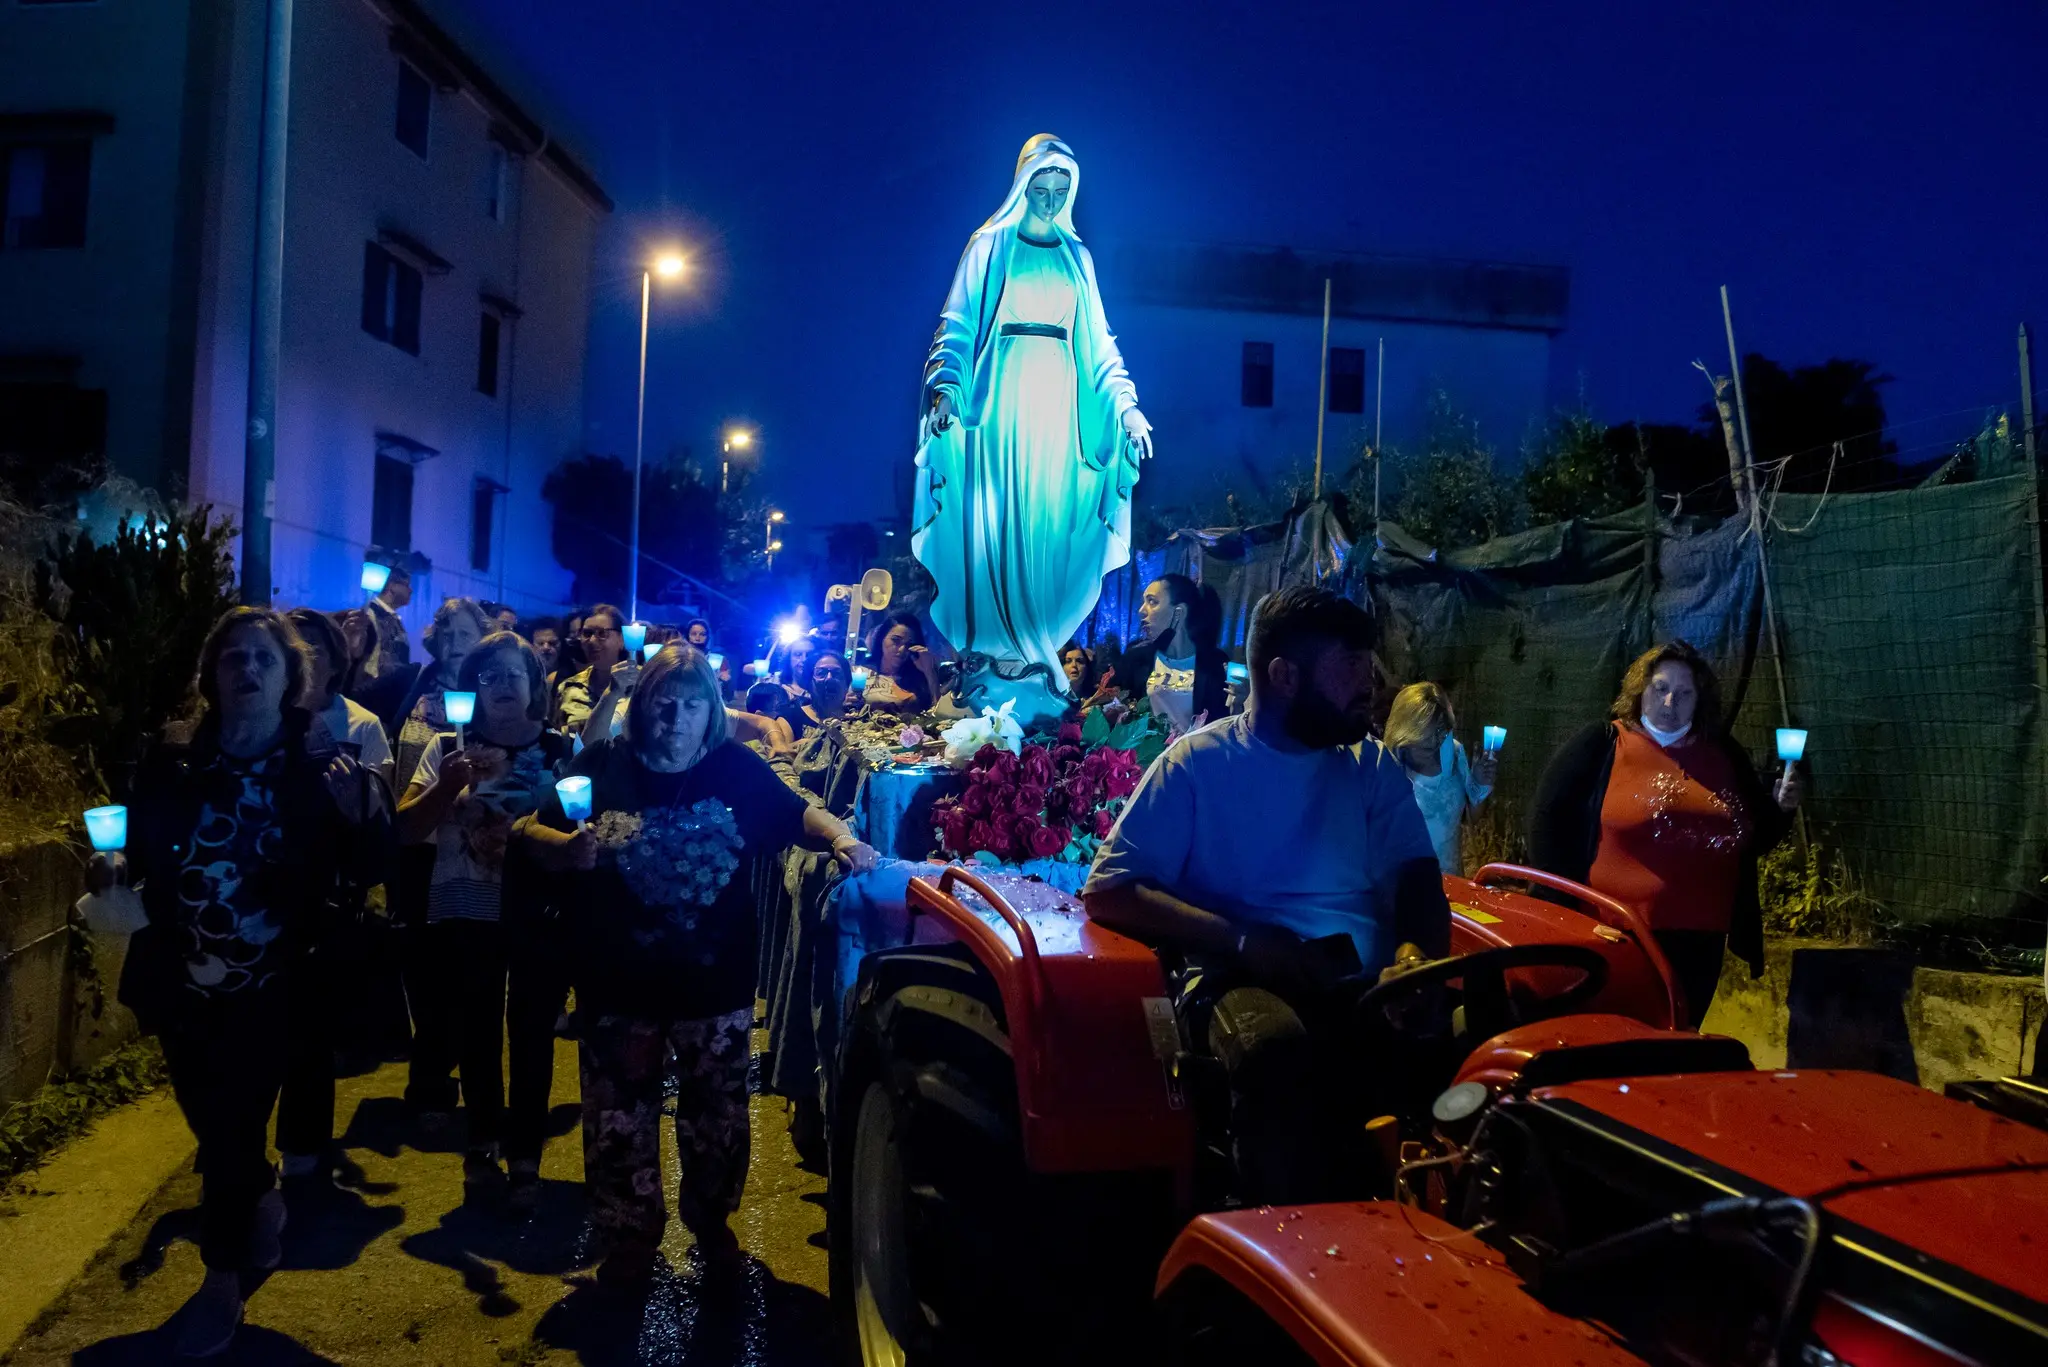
[186,0,598,628]
[1108,301,1557,514]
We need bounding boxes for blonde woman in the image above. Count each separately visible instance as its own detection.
[1384,683,1495,874]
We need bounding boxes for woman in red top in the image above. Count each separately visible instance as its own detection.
[1528,641,1803,1023]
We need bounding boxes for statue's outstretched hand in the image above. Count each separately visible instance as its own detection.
[1123,407,1154,462]
[928,392,956,435]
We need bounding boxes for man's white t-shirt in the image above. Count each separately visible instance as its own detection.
[1084,712,1436,974]
[314,695,393,776]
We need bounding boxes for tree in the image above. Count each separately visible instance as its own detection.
[1703,355,1898,493]
[1521,409,1642,525]
[540,453,739,607]
[1370,390,1522,550]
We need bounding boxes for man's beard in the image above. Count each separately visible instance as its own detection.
[1284,684,1373,750]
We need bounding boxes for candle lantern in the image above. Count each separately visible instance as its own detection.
[84,805,128,852]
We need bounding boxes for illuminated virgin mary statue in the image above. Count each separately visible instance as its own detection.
[911,134,1152,717]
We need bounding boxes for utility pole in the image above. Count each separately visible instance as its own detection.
[1312,277,1332,499]
[1374,336,1384,523]
[2021,323,2038,464]
[239,0,293,605]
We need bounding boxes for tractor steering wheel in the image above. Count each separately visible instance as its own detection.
[1353,943,1611,1044]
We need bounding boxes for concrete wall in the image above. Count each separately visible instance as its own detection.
[1702,938,2045,1090]
[0,838,135,1111]
[1107,300,1555,513]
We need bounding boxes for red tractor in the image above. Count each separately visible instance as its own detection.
[827,864,2048,1366]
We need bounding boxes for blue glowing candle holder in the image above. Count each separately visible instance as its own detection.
[1482,725,1507,753]
[1224,662,1249,686]
[442,691,476,727]
[84,804,128,852]
[621,622,647,654]
[360,560,390,594]
[555,776,592,825]
[708,652,726,673]
[851,666,870,692]
[1776,728,1808,763]
[643,642,664,663]
[748,659,769,679]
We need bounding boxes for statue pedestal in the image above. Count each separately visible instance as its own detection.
[952,652,1071,730]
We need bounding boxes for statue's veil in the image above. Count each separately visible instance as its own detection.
[978,134,1082,238]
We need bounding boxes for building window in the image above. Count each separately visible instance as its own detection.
[470,478,504,571]
[361,243,422,354]
[476,312,501,396]
[486,144,508,221]
[1241,341,1274,409]
[395,61,431,158]
[1,141,90,250]
[371,454,414,553]
[1328,347,1365,414]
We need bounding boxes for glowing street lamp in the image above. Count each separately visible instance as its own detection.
[722,426,754,495]
[765,509,786,569]
[631,249,689,622]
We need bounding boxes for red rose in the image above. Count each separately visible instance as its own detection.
[972,744,1002,770]
[1028,822,1069,860]
[1093,807,1117,840]
[1020,745,1056,784]
[1011,813,1044,853]
[960,785,990,816]
[1012,783,1047,816]
[986,750,1021,784]
[938,808,972,853]
[966,819,1000,855]
[1052,744,1083,769]
[1058,722,1083,744]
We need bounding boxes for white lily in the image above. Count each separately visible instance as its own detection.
[941,698,1024,767]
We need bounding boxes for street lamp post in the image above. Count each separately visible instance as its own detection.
[765,508,785,570]
[629,251,687,621]
[722,427,752,496]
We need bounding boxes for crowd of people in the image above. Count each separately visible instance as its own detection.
[95,565,1804,1356]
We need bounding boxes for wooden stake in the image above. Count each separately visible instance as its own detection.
[1312,278,1332,498]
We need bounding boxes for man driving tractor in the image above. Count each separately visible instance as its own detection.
[1084,585,1450,1205]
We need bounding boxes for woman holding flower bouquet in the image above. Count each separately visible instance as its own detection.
[521,644,878,1291]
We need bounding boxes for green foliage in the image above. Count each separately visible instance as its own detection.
[1756,839,1885,943]
[34,503,238,801]
[1372,390,1523,549]
[0,498,90,841]
[1521,410,1646,526]
[0,1038,168,1184]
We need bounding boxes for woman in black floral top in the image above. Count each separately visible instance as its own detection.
[521,644,876,1291]
[118,607,390,1358]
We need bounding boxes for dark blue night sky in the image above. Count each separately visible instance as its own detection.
[458,0,2048,531]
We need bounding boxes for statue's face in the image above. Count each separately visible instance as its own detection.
[1025,169,1070,225]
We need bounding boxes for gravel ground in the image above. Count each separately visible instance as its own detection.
[1,1036,835,1366]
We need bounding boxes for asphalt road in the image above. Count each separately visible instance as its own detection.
[2,1037,836,1366]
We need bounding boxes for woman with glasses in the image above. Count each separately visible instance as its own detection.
[397,632,575,1203]
[554,604,627,736]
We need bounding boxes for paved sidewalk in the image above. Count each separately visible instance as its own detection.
[0,1039,833,1365]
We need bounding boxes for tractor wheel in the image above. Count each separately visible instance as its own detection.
[830,956,1169,1366]
[846,1079,925,1366]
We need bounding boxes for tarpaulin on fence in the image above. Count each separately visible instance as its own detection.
[1736,473,2048,931]
[1089,473,2048,937]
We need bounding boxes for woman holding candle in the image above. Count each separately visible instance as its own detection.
[397,632,577,1201]
[519,644,877,1290]
[116,607,389,1357]
[390,598,491,793]
[1384,682,1495,874]
[554,603,627,736]
[1528,640,1803,1023]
